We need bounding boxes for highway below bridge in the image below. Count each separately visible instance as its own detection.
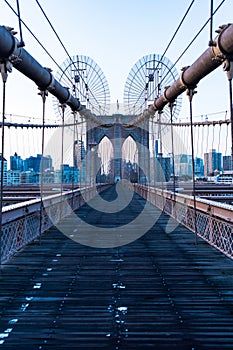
[1,185,233,349]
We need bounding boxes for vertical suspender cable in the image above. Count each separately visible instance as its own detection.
[169,100,177,220]
[222,59,233,169]
[217,124,221,156]
[187,88,198,245]
[79,117,83,188]
[60,104,66,218]
[223,110,228,158]
[225,117,229,159]
[38,89,47,243]
[196,124,200,160]
[229,76,233,169]
[143,119,147,185]
[158,110,165,211]
[211,122,215,153]
[71,112,76,209]
[151,117,155,188]
[226,63,233,169]
[0,64,8,265]
[169,100,176,195]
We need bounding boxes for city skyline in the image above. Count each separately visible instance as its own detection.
[1,145,232,186]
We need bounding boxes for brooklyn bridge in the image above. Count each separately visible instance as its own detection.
[0,1,233,349]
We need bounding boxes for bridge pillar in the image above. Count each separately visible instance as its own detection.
[112,123,123,182]
[86,122,99,185]
[138,123,150,184]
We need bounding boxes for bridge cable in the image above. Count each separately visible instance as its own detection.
[201,122,205,170]
[34,0,104,113]
[60,103,66,213]
[71,112,75,207]
[218,123,222,158]
[196,123,200,165]
[186,87,198,245]
[165,0,226,80]
[211,121,215,155]
[206,124,210,163]
[79,117,84,188]
[0,60,11,265]
[3,0,76,88]
[133,0,196,113]
[159,0,196,69]
[38,88,48,243]
[225,112,229,157]
[144,0,226,112]
[157,111,165,209]
[35,0,73,66]
[209,0,214,46]
[141,120,146,185]
[150,116,156,189]
[169,100,176,197]
[16,0,25,47]
[71,111,77,207]
[34,0,86,98]
[223,60,233,169]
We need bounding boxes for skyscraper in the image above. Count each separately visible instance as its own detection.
[204,149,222,176]
[154,153,171,182]
[0,154,7,185]
[73,140,86,169]
[24,154,52,172]
[174,154,192,178]
[194,157,204,177]
[223,155,232,171]
[10,152,24,171]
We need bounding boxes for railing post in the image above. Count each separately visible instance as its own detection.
[207,205,213,244]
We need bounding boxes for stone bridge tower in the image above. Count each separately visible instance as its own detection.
[86,114,150,183]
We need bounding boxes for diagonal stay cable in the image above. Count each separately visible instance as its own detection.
[133,0,196,112]
[35,0,106,112]
[3,0,75,87]
[142,0,226,110]
[147,0,226,103]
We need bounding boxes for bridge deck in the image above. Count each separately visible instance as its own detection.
[1,186,233,349]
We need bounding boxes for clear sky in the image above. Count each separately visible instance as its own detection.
[0,0,232,162]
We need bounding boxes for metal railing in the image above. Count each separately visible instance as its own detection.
[1,184,110,263]
[2,183,233,263]
[134,184,233,260]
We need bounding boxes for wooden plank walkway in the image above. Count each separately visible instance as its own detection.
[1,185,233,349]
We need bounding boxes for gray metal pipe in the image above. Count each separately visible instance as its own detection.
[0,26,16,58]
[0,26,84,113]
[130,23,233,126]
